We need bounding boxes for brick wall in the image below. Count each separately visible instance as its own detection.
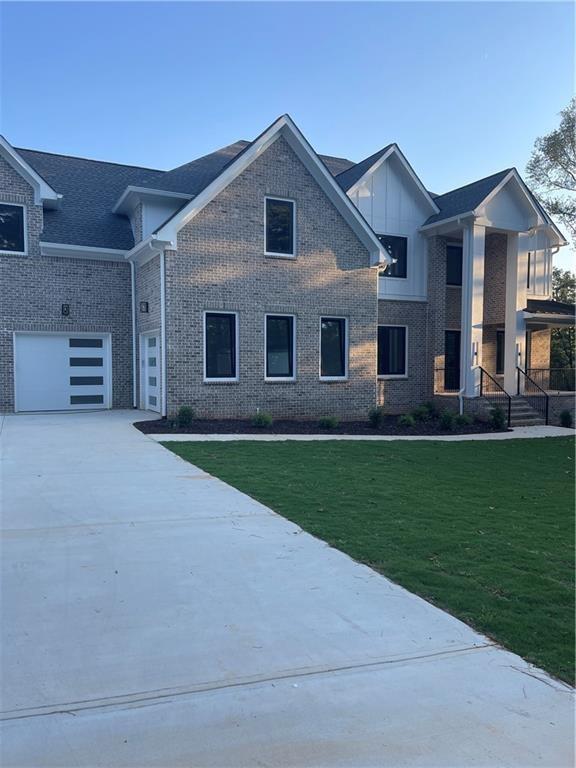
[483,233,507,326]
[164,135,378,420]
[0,156,133,411]
[377,299,430,412]
[427,236,448,379]
[134,254,162,408]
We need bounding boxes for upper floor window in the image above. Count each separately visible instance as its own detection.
[265,314,295,380]
[378,325,407,378]
[0,203,25,254]
[265,197,295,257]
[378,235,407,278]
[204,312,238,381]
[446,244,463,286]
[320,317,348,380]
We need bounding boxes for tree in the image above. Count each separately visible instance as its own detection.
[550,267,575,370]
[526,98,576,244]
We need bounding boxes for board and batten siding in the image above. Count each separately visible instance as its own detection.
[347,152,430,302]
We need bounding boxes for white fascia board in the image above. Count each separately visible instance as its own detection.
[154,114,391,268]
[40,242,127,261]
[124,235,174,267]
[1,136,61,206]
[113,186,193,215]
[346,144,440,214]
[524,312,575,324]
[419,212,475,234]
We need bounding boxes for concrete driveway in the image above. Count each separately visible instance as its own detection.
[0,410,573,767]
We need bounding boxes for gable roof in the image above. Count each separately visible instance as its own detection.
[335,145,394,191]
[17,148,164,249]
[0,136,60,206]
[150,114,388,267]
[525,299,575,317]
[422,169,513,226]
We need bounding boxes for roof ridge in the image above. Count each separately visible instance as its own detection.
[165,140,251,175]
[15,146,164,173]
[335,143,394,177]
[435,168,513,199]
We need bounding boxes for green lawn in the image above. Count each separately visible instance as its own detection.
[165,437,575,683]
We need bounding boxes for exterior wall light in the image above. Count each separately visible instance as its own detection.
[140,301,149,313]
[61,304,70,317]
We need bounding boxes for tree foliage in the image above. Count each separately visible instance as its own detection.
[550,267,575,369]
[526,98,576,243]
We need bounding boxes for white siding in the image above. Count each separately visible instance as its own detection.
[348,153,431,301]
[142,199,184,239]
[525,229,553,299]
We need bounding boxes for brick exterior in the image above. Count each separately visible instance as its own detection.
[483,233,507,326]
[164,136,378,420]
[377,300,430,413]
[427,236,448,380]
[134,255,162,408]
[0,156,133,411]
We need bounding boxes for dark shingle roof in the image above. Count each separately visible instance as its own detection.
[17,148,164,249]
[423,169,512,226]
[525,299,575,316]
[335,144,394,191]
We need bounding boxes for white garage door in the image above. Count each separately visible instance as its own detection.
[14,333,111,412]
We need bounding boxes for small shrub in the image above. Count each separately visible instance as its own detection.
[454,413,472,427]
[398,413,416,428]
[177,405,196,428]
[440,411,455,431]
[319,416,339,430]
[423,401,440,419]
[252,412,273,428]
[412,405,431,422]
[368,406,387,429]
[560,409,573,429]
[490,406,507,431]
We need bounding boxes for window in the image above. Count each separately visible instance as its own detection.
[69,338,103,348]
[378,235,407,278]
[320,317,347,379]
[265,198,295,256]
[204,312,238,380]
[0,203,25,254]
[496,330,505,375]
[527,252,531,289]
[378,326,407,377]
[265,315,295,380]
[446,245,463,286]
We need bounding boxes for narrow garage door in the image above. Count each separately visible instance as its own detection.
[14,333,111,412]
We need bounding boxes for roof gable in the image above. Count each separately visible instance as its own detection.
[0,136,60,206]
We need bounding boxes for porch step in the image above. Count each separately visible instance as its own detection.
[509,396,546,427]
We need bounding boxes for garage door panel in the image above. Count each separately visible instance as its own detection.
[15,334,111,412]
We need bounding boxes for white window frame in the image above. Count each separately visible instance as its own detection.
[319,316,349,382]
[203,310,239,383]
[264,313,296,382]
[377,324,408,380]
[377,232,409,281]
[0,201,27,256]
[264,196,296,258]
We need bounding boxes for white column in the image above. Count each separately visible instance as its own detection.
[503,232,526,394]
[460,222,485,396]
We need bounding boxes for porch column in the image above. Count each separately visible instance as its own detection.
[460,222,485,396]
[503,232,526,394]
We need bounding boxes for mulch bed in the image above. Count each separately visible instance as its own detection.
[135,416,504,436]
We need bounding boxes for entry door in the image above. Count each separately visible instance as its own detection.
[141,333,161,413]
[444,331,461,392]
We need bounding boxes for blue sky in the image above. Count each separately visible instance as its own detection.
[1,1,574,266]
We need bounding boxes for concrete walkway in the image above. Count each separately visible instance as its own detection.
[1,410,573,767]
[147,425,573,442]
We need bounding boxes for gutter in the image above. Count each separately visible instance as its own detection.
[130,261,137,408]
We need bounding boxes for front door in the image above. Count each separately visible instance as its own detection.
[444,330,461,392]
[141,333,161,413]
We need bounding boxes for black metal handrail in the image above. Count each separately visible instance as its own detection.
[517,368,549,425]
[526,368,575,393]
[479,367,511,427]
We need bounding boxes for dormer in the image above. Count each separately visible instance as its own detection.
[113,186,193,244]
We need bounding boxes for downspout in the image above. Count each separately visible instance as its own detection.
[130,260,137,408]
[160,250,167,418]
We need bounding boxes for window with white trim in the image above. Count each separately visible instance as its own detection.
[265,198,295,256]
[0,203,25,254]
[265,315,295,379]
[378,325,407,377]
[320,317,347,379]
[378,235,407,278]
[204,312,238,380]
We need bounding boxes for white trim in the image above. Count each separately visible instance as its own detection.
[420,212,475,233]
[139,329,161,413]
[40,241,127,261]
[113,186,193,215]
[203,310,240,383]
[124,236,173,267]
[377,324,408,380]
[319,316,349,381]
[264,313,297,382]
[160,252,167,416]
[0,201,27,256]
[154,114,390,268]
[264,197,296,258]
[0,136,60,206]
[130,261,137,408]
[376,232,409,280]
[345,144,440,214]
[13,331,112,412]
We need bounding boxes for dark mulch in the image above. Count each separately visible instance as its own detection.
[135,416,504,436]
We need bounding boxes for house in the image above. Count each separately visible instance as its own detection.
[1,115,573,423]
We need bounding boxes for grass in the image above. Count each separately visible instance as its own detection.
[164,437,575,683]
